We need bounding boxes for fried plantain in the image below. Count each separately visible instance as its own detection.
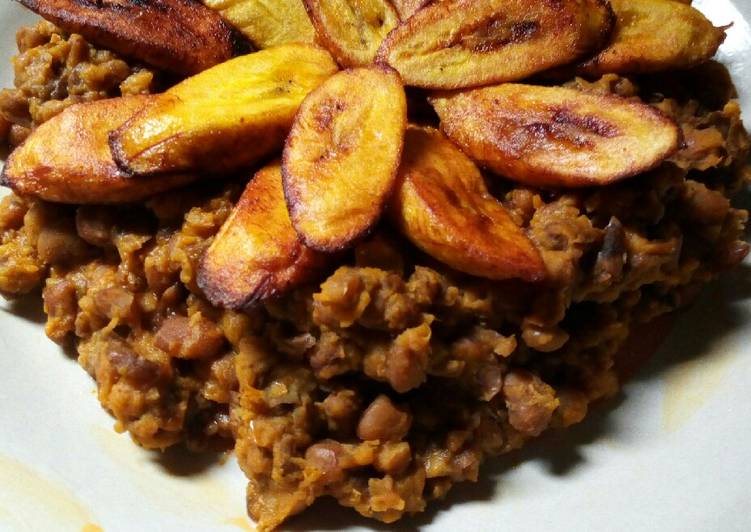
[1,96,197,204]
[110,44,339,176]
[17,0,247,76]
[431,84,680,188]
[303,0,400,67]
[203,0,316,48]
[391,0,431,20]
[578,0,726,76]
[198,162,326,309]
[390,126,546,282]
[283,66,406,251]
[376,0,614,89]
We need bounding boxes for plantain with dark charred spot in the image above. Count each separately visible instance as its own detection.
[197,162,327,309]
[390,126,546,282]
[1,96,197,204]
[430,83,681,188]
[578,0,727,76]
[303,0,400,67]
[17,0,249,76]
[110,44,339,176]
[376,0,615,89]
[283,66,407,252]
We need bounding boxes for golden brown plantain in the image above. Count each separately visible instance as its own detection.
[203,0,316,48]
[198,162,327,309]
[17,0,247,76]
[392,0,431,20]
[110,44,339,176]
[303,0,400,67]
[376,0,614,89]
[1,96,196,204]
[282,66,407,252]
[390,126,546,282]
[430,84,681,188]
[578,0,726,75]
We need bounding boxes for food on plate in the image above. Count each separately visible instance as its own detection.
[303,0,400,67]
[430,83,681,188]
[376,0,615,89]
[391,0,431,20]
[1,96,196,203]
[578,0,727,75]
[109,44,338,176]
[202,0,316,49]
[16,0,247,75]
[282,66,406,251]
[0,1,749,530]
[198,163,326,309]
[390,126,545,281]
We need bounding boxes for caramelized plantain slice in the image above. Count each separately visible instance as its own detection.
[578,0,726,75]
[390,126,546,282]
[376,0,614,89]
[198,163,326,309]
[283,66,406,252]
[431,84,681,188]
[110,44,339,176]
[303,0,400,67]
[203,0,316,48]
[18,0,246,76]
[392,0,431,20]
[1,96,196,204]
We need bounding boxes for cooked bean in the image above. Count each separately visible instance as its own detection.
[304,440,346,484]
[357,395,412,442]
[107,337,166,388]
[384,323,430,393]
[42,278,77,343]
[155,314,226,359]
[503,370,559,437]
[76,206,116,247]
[93,287,135,321]
[36,220,92,265]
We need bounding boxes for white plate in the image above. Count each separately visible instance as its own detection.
[1,2,750,531]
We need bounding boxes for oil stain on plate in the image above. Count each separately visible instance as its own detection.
[225,516,254,531]
[0,453,95,531]
[662,347,737,432]
[91,425,246,524]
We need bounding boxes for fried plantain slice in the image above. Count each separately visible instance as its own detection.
[391,0,431,20]
[578,0,726,76]
[430,84,680,188]
[110,44,339,176]
[1,96,196,204]
[198,162,326,309]
[203,0,316,48]
[282,66,407,252]
[303,0,400,67]
[376,0,614,89]
[18,0,246,76]
[390,126,546,282]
